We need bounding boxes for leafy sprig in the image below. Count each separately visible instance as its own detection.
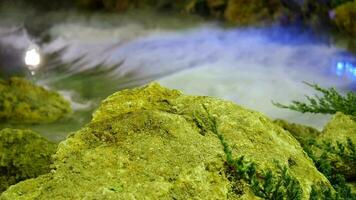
[273,82,356,116]
[302,138,356,199]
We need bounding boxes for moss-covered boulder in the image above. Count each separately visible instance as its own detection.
[0,128,57,193]
[275,119,356,197]
[0,83,331,199]
[275,112,356,188]
[334,1,356,36]
[318,112,356,179]
[0,77,72,124]
[224,0,283,25]
[320,112,355,143]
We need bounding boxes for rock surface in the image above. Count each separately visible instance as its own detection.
[1,83,330,199]
[0,128,57,193]
[0,77,72,124]
[319,112,356,179]
[320,112,355,143]
[275,112,356,181]
[274,119,321,142]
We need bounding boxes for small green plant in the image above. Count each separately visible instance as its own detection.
[273,82,356,116]
[199,105,303,199]
[302,138,356,199]
[250,164,303,200]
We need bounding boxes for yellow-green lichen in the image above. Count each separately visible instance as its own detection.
[1,83,331,199]
[274,119,321,142]
[0,128,57,193]
[0,77,72,124]
[320,112,356,143]
[318,112,356,179]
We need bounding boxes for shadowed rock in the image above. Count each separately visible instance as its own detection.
[0,128,57,193]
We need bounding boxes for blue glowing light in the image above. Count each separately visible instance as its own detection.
[335,60,356,79]
[337,62,344,70]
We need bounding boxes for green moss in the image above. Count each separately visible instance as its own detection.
[275,113,356,199]
[274,119,321,142]
[319,113,356,179]
[303,139,356,199]
[200,106,303,199]
[321,112,356,142]
[1,83,330,199]
[0,128,57,193]
[0,77,72,124]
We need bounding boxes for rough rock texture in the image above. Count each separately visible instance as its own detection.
[224,0,283,25]
[274,119,321,142]
[276,113,356,180]
[320,112,356,143]
[0,77,72,124]
[0,83,330,199]
[319,112,356,179]
[0,128,57,193]
[334,1,356,36]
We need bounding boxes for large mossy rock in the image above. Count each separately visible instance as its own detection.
[320,112,355,143]
[1,83,330,199]
[0,128,57,193]
[0,77,72,124]
[318,112,356,179]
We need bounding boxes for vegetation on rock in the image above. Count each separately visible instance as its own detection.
[274,119,321,142]
[0,77,72,124]
[0,83,330,199]
[200,105,303,199]
[275,113,356,199]
[302,138,356,199]
[319,113,356,179]
[0,128,57,193]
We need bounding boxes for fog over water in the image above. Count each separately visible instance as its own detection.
[0,9,355,137]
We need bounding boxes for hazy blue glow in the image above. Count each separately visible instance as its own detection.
[335,61,356,79]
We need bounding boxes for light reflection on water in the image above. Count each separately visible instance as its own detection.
[335,60,356,80]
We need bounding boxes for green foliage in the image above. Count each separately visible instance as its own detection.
[302,138,356,199]
[200,105,303,199]
[250,164,303,200]
[273,82,356,116]
[0,128,57,193]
